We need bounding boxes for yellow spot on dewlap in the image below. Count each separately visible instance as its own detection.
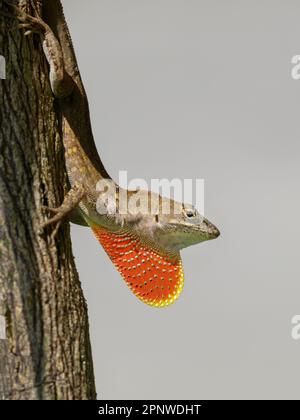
[91,225,184,307]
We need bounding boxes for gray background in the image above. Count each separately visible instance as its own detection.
[63,0,300,399]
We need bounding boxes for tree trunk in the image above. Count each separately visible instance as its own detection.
[0,0,96,399]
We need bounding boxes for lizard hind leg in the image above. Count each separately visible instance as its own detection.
[9,1,74,98]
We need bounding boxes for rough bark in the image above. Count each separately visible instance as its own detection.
[0,0,96,399]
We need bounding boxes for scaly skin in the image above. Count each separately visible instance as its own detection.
[12,0,220,307]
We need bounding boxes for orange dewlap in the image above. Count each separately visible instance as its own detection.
[91,225,184,307]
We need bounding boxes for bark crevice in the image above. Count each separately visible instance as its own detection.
[0,0,96,400]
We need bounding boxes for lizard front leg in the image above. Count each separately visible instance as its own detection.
[41,185,86,238]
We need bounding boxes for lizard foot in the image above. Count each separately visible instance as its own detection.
[3,0,48,36]
[40,186,86,237]
[40,204,75,242]
[40,207,69,242]
[17,12,48,37]
[41,206,70,228]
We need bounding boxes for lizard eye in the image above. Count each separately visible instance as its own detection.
[186,210,195,218]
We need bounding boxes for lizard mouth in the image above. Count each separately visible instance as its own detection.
[201,218,220,239]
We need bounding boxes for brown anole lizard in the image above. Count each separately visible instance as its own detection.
[7,0,220,307]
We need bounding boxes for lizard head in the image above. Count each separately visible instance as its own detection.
[122,191,219,255]
[151,201,220,253]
